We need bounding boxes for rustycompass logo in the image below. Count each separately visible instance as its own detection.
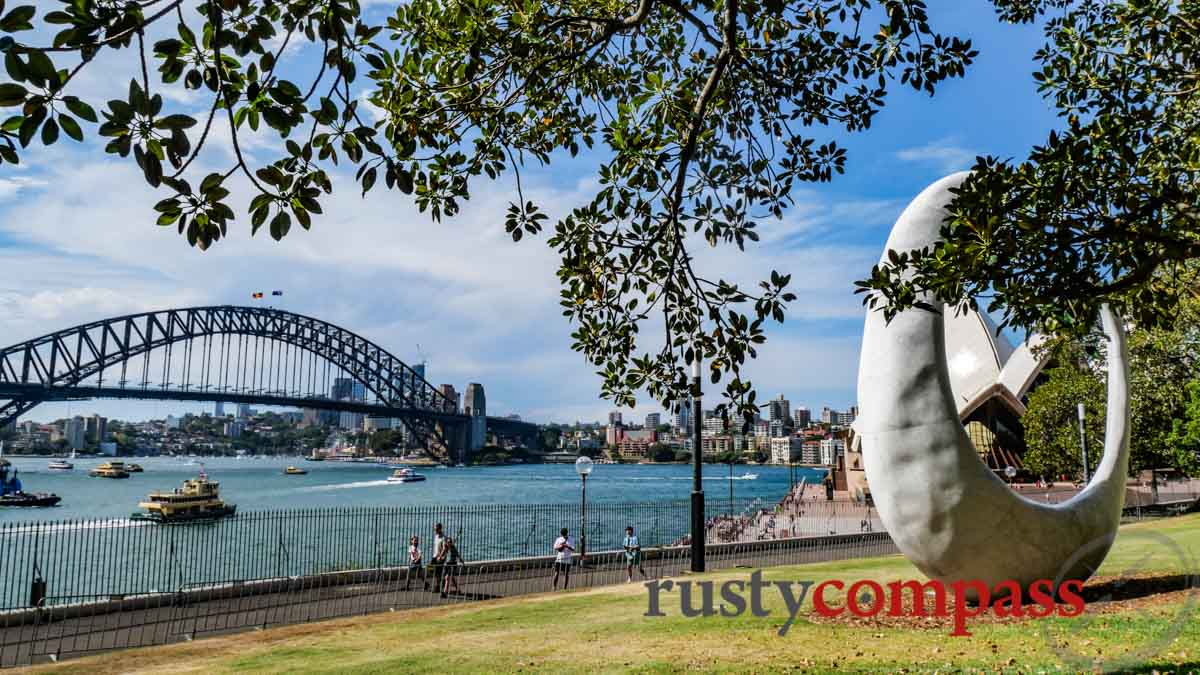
[644,570,1087,637]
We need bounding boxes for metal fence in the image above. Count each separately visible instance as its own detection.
[0,497,892,667]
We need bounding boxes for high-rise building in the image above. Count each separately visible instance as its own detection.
[85,414,107,444]
[65,416,86,450]
[608,411,623,428]
[645,413,661,429]
[702,409,724,436]
[673,400,691,433]
[768,395,791,426]
[793,406,811,428]
[438,384,459,414]
[214,401,225,417]
[821,406,834,424]
[332,377,367,430]
[463,383,487,450]
[236,403,251,419]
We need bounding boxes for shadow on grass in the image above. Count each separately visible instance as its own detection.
[1120,661,1200,674]
[1082,574,1200,603]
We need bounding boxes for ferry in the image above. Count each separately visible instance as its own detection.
[386,468,426,483]
[90,461,131,479]
[284,466,308,475]
[129,469,236,523]
[126,463,145,473]
[0,451,62,507]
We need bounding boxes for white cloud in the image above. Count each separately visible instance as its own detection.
[896,138,978,174]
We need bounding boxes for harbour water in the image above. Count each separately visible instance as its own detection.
[0,456,824,523]
[0,458,827,606]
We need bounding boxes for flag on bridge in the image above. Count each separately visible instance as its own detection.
[251,292,264,299]
[272,290,283,296]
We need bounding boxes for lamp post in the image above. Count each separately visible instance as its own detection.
[575,456,593,563]
[691,356,705,573]
[1077,403,1090,484]
[1005,465,1017,487]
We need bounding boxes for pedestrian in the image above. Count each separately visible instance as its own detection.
[551,527,575,589]
[440,536,462,598]
[404,534,428,591]
[622,526,645,583]
[430,522,446,593]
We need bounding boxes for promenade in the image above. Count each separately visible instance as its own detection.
[0,532,896,667]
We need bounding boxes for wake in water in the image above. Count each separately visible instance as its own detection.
[627,473,760,481]
[297,479,395,492]
[4,518,153,536]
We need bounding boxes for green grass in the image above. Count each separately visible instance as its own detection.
[28,515,1200,674]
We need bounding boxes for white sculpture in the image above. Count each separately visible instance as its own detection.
[856,172,1130,593]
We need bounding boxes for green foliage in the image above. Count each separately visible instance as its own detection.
[857,0,1200,338]
[647,442,675,462]
[0,0,978,421]
[1167,382,1200,474]
[1021,343,1105,479]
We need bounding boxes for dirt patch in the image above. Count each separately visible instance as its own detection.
[806,573,1200,632]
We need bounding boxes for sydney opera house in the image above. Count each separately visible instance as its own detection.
[842,308,1051,500]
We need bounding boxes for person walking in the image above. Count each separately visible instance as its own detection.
[551,528,575,590]
[440,536,463,598]
[404,535,428,591]
[622,526,645,583]
[430,522,446,593]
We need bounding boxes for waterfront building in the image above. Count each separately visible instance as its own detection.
[702,409,724,436]
[86,414,107,444]
[65,416,86,450]
[645,412,660,429]
[236,403,251,419]
[332,377,367,430]
[438,384,459,414]
[701,435,734,460]
[214,401,225,417]
[793,406,811,428]
[463,383,487,450]
[223,421,244,438]
[819,437,845,466]
[164,415,181,430]
[608,411,623,427]
[769,436,803,465]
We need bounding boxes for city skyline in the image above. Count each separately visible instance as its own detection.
[0,4,1053,425]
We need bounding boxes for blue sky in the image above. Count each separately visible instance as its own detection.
[0,3,1059,425]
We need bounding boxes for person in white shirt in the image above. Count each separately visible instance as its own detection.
[403,535,428,591]
[430,522,446,593]
[551,527,575,589]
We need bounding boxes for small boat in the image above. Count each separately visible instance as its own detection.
[90,461,131,479]
[284,466,308,475]
[0,455,61,507]
[129,468,236,523]
[126,463,145,472]
[454,463,466,468]
[47,458,73,471]
[386,468,426,483]
[304,454,325,462]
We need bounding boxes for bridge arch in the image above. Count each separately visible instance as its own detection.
[0,306,459,449]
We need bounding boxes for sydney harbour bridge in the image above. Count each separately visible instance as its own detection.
[0,306,539,460]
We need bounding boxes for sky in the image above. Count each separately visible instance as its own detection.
[0,2,1062,426]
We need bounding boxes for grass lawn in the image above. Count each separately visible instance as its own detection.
[25,515,1200,674]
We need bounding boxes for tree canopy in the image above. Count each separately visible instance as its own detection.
[0,0,979,420]
[858,0,1200,338]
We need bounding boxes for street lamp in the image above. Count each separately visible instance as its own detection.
[691,355,705,573]
[1005,465,1017,486]
[1077,403,1090,484]
[575,456,593,562]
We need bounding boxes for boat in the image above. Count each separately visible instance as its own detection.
[129,468,236,523]
[47,458,73,471]
[89,461,131,479]
[386,468,426,483]
[0,450,62,507]
[284,466,308,475]
[126,463,145,472]
[455,463,466,468]
[304,453,325,462]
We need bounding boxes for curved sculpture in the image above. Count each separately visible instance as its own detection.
[856,172,1130,593]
